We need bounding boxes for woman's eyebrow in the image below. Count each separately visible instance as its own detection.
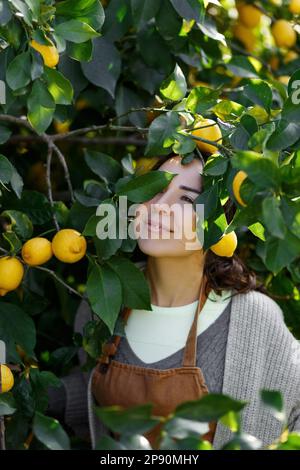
[179,185,201,194]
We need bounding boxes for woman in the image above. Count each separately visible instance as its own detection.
[48,154,300,450]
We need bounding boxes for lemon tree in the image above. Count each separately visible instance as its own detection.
[0,0,299,451]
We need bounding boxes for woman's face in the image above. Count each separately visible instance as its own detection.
[133,155,204,257]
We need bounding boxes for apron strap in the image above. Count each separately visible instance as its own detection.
[97,306,132,366]
[182,275,209,368]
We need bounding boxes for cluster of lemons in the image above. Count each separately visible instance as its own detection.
[0,229,87,297]
[233,0,298,55]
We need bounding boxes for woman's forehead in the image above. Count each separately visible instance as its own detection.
[158,156,203,183]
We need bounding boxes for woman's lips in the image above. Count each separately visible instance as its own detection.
[147,218,173,233]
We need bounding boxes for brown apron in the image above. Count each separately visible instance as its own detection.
[91,275,217,449]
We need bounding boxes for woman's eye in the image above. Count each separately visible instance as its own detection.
[181,195,194,203]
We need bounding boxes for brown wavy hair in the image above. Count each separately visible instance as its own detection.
[139,153,268,299]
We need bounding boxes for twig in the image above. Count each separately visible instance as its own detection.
[46,143,60,232]
[4,135,147,146]
[52,143,75,203]
[32,266,83,298]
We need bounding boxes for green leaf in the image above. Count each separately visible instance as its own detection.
[27,80,55,134]
[267,96,300,151]
[170,0,205,22]
[0,125,12,144]
[0,302,36,362]
[43,67,73,105]
[260,390,285,422]
[33,412,70,450]
[95,403,160,435]
[213,100,245,123]
[0,0,12,26]
[248,222,265,241]
[1,210,33,239]
[160,64,187,101]
[84,149,122,183]
[6,51,31,91]
[175,393,247,422]
[56,0,105,30]
[230,115,258,150]
[0,393,16,416]
[116,170,176,202]
[226,56,259,79]
[186,86,221,114]
[262,197,286,239]
[231,151,280,190]
[193,183,219,220]
[264,231,300,275]
[203,155,228,176]
[3,231,22,254]
[145,111,181,156]
[86,263,122,335]
[6,190,52,225]
[244,79,272,112]
[0,153,13,183]
[55,19,100,43]
[131,0,160,28]
[107,256,151,309]
[81,37,121,97]
[67,40,93,62]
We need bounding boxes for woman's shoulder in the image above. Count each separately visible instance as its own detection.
[231,288,284,325]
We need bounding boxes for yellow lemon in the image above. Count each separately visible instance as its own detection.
[210,231,238,257]
[53,119,71,134]
[289,0,300,14]
[0,364,14,393]
[271,20,297,48]
[52,229,87,263]
[284,50,298,63]
[0,256,24,296]
[232,171,248,207]
[278,75,290,85]
[75,98,90,111]
[232,23,256,52]
[30,38,59,68]
[237,3,262,29]
[22,237,53,266]
[191,117,222,155]
[135,157,160,175]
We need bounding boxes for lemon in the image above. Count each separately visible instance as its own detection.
[271,20,297,48]
[22,237,53,266]
[53,119,71,134]
[278,75,290,85]
[52,229,87,263]
[284,50,298,63]
[191,117,222,155]
[135,157,160,175]
[30,38,59,68]
[0,256,24,296]
[210,231,238,257]
[232,23,256,52]
[289,0,300,14]
[75,98,90,111]
[237,3,262,29]
[0,364,14,393]
[232,171,248,207]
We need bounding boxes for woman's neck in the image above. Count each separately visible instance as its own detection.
[144,253,206,308]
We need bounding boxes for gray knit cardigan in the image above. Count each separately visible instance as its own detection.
[57,262,300,450]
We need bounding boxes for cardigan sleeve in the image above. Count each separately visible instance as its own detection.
[46,298,96,441]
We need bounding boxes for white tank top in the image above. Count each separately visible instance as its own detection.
[124,289,232,364]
